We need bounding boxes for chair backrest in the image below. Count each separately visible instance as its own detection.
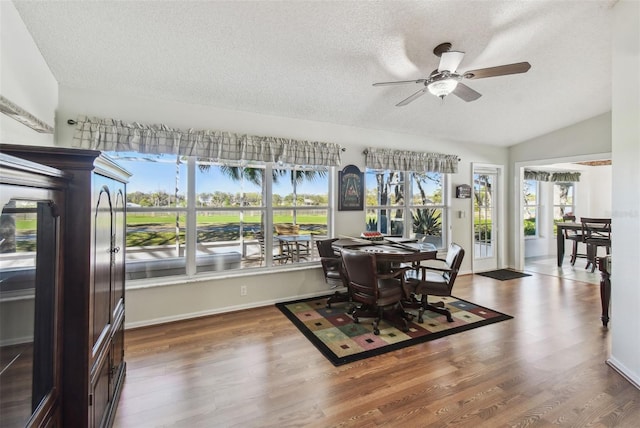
[341,249,378,305]
[580,217,611,240]
[275,223,300,235]
[442,242,465,285]
[561,214,580,238]
[255,231,266,258]
[316,238,339,258]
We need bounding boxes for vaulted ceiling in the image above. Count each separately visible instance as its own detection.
[13,0,615,147]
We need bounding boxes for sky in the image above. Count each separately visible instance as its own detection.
[107,152,328,196]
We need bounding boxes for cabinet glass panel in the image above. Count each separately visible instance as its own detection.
[0,199,57,426]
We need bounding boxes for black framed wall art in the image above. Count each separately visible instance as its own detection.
[338,164,364,211]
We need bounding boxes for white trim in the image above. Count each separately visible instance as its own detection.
[471,163,504,273]
[607,358,640,391]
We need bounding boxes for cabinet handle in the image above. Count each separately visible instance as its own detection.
[111,246,120,253]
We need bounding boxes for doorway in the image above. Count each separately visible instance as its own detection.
[513,153,611,277]
[472,164,502,272]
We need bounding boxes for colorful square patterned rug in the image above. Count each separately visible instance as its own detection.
[276,295,513,366]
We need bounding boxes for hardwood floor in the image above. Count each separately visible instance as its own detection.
[113,273,640,427]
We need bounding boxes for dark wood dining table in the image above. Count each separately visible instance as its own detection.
[556,221,611,267]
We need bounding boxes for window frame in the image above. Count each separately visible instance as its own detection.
[365,168,448,249]
[109,152,333,281]
[523,179,539,238]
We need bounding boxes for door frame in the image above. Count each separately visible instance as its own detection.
[471,163,504,273]
[512,152,611,271]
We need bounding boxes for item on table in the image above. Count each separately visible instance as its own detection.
[361,231,384,241]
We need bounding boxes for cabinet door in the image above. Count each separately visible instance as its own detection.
[90,348,111,428]
[92,179,114,361]
[110,317,125,398]
[112,182,126,318]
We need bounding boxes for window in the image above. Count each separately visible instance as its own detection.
[523,179,538,237]
[108,152,331,280]
[553,182,575,219]
[365,169,447,248]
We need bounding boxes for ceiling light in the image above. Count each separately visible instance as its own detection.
[427,78,459,99]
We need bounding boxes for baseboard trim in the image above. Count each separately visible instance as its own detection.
[607,357,640,390]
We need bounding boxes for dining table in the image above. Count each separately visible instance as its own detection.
[556,220,611,267]
[331,236,437,266]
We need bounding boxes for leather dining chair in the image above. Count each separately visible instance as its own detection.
[341,249,411,335]
[315,238,350,308]
[404,242,465,323]
[580,217,611,272]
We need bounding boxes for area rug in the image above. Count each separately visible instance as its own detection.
[276,295,512,366]
[476,269,532,281]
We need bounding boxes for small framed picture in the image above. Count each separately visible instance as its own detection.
[338,164,364,211]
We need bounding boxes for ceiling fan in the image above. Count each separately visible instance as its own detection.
[373,42,531,105]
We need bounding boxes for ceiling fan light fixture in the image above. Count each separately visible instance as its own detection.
[427,78,458,99]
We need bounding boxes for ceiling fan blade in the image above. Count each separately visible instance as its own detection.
[463,62,531,79]
[396,87,429,106]
[373,79,425,86]
[438,51,465,72]
[452,83,482,102]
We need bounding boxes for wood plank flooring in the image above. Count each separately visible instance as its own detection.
[113,273,640,427]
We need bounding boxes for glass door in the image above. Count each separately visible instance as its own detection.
[473,165,501,272]
[0,198,59,426]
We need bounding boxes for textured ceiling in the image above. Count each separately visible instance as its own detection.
[13,0,615,147]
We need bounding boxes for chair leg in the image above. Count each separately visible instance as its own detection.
[585,244,594,271]
[570,240,579,265]
[381,304,409,333]
[326,289,351,308]
[418,295,454,323]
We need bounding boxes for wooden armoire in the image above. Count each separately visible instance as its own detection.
[0,144,130,427]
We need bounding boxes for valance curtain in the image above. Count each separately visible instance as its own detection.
[71,115,342,167]
[524,170,581,182]
[551,172,581,182]
[364,148,459,173]
[524,170,551,181]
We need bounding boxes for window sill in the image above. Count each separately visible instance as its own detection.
[125,262,321,291]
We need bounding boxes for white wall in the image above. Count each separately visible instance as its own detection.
[0,2,57,147]
[510,113,611,164]
[582,165,612,217]
[56,85,510,326]
[609,0,640,388]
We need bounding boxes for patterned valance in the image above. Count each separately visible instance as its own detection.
[364,148,458,173]
[524,170,551,181]
[71,115,342,167]
[551,172,581,182]
[524,170,581,182]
